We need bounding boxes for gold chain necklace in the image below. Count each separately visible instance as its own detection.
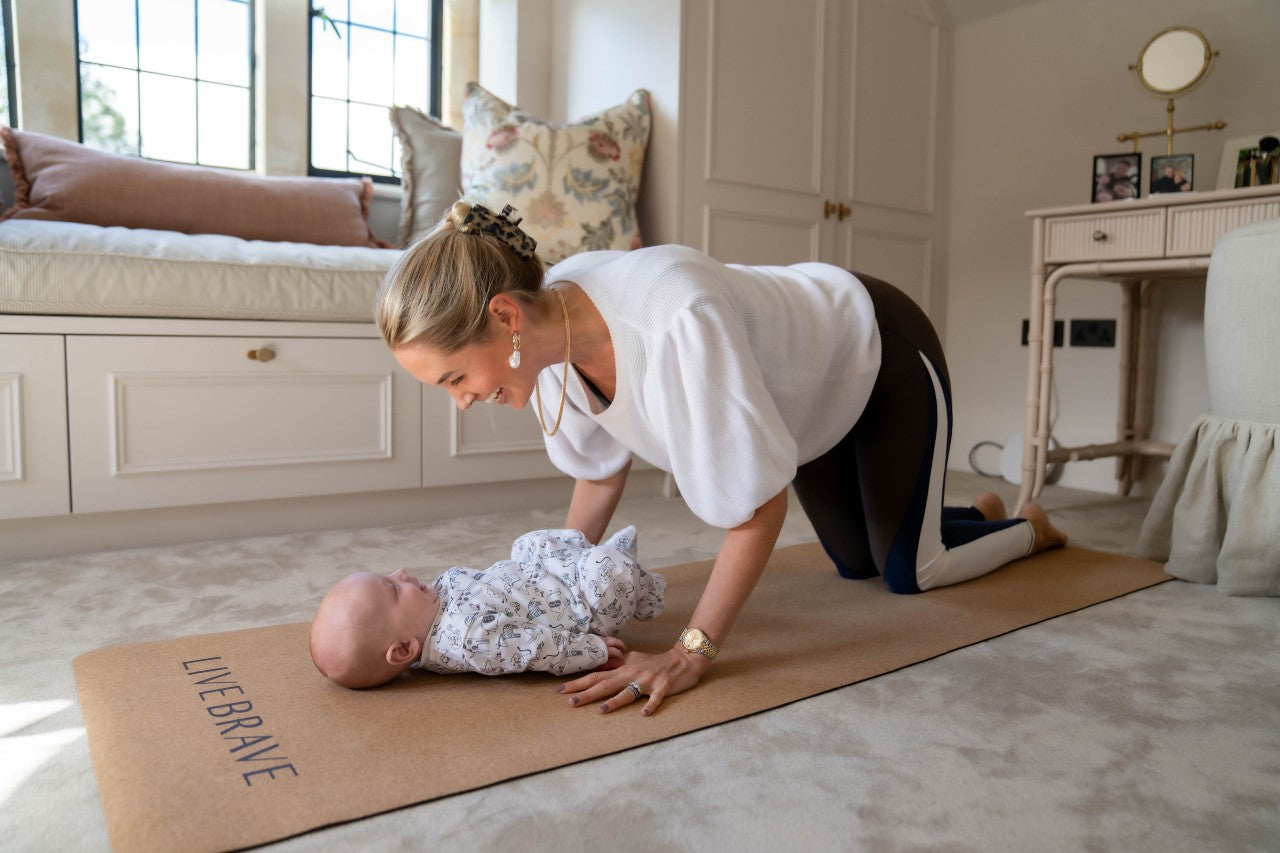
[534,288,571,437]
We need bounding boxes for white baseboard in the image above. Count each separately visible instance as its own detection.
[0,470,670,561]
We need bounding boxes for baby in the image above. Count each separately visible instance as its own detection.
[309,525,664,688]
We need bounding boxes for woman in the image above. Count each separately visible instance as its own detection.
[377,202,1066,716]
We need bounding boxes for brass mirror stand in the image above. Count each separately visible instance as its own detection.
[1117,26,1226,155]
[1118,99,1227,155]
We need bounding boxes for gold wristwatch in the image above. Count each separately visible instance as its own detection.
[679,627,719,660]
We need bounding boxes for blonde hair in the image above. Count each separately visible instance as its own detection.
[376,200,547,353]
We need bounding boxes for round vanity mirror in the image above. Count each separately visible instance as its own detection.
[1132,26,1214,96]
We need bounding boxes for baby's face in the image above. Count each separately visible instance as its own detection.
[363,568,441,641]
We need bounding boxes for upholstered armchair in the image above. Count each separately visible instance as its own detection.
[1136,217,1280,595]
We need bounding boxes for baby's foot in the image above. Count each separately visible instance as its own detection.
[972,491,1008,521]
[1017,503,1069,553]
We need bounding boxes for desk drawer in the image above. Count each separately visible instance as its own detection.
[1043,209,1165,263]
[1167,198,1280,256]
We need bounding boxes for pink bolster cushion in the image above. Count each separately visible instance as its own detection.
[0,126,390,248]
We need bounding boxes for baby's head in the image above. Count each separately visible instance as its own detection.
[309,568,442,689]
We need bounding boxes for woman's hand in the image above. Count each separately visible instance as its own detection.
[558,645,711,716]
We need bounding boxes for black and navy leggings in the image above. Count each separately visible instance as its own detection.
[792,274,1033,594]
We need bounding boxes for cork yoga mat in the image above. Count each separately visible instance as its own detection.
[72,543,1168,852]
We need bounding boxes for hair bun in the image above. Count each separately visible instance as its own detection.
[448,200,473,229]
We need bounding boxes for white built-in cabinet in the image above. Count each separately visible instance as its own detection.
[0,319,558,523]
[678,0,951,323]
[0,334,70,519]
[426,395,561,487]
[64,334,422,513]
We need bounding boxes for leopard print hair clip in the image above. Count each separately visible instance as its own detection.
[458,203,538,260]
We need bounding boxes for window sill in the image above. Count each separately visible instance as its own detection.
[369,182,404,200]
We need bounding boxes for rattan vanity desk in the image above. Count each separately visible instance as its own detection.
[1017,183,1280,509]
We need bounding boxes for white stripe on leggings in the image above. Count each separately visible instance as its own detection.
[914,352,1034,591]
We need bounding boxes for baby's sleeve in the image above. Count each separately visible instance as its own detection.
[598,525,638,561]
[488,626,608,676]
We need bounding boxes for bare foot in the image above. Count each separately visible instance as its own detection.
[1017,502,1069,553]
[972,491,1008,521]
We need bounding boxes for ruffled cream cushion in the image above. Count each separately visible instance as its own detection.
[460,83,650,264]
[388,106,462,248]
[1136,218,1280,595]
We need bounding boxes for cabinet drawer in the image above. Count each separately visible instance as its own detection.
[1043,208,1166,263]
[421,395,561,488]
[1167,198,1280,256]
[0,334,70,519]
[66,336,421,513]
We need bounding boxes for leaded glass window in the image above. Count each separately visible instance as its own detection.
[76,0,254,168]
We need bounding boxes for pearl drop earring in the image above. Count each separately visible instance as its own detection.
[508,331,522,369]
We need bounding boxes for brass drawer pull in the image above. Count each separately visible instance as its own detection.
[246,346,276,363]
[1092,230,1108,242]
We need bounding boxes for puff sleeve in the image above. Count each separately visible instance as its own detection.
[646,303,798,528]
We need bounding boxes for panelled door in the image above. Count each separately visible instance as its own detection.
[679,0,841,266]
[679,0,950,325]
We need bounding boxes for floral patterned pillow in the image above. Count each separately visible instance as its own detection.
[460,83,651,264]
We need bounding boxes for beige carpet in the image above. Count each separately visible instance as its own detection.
[72,542,1168,852]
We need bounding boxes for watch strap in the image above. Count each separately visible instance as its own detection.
[680,627,719,660]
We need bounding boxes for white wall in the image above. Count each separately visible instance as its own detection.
[548,0,682,248]
[946,0,1280,494]
[9,0,77,139]
[256,0,310,176]
[478,0,552,117]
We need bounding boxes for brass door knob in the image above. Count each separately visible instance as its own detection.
[246,346,276,363]
[823,200,852,221]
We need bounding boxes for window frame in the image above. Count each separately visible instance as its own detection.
[73,0,257,168]
[1,0,15,127]
[306,1,444,185]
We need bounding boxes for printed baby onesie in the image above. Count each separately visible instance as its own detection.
[418,525,665,676]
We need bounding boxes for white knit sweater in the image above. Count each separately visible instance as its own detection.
[543,245,881,528]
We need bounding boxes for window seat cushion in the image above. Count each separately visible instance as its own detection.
[0,219,400,322]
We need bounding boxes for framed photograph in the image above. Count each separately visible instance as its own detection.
[1150,154,1194,194]
[1215,131,1280,189]
[1232,138,1279,187]
[1092,152,1142,203]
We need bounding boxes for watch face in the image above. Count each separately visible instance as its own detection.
[683,629,704,649]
